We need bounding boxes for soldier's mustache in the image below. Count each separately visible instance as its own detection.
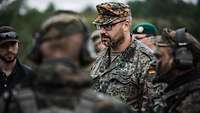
[101,34,110,39]
[101,35,111,42]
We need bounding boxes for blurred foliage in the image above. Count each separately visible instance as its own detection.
[128,0,200,39]
[0,0,54,63]
[0,0,199,63]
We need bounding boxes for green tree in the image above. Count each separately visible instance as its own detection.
[0,0,55,62]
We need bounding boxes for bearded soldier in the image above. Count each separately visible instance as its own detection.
[90,2,163,112]
[154,28,200,113]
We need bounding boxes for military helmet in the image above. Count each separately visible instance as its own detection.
[157,27,200,69]
[28,10,96,65]
[132,22,158,36]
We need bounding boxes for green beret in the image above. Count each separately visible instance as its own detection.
[132,22,158,35]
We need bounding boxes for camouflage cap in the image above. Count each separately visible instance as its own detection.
[93,2,131,25]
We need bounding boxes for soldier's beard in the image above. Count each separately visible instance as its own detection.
[111,36,124,50]
[101,34,124,49]
[154,62,174,83]
[0,53,17,63]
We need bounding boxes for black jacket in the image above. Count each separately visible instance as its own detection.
[0,59,33,113]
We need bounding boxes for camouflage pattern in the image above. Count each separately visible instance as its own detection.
[29,10,96,65]
[160,74,200,113]
[41,14,86,41]
[94,100,134,113]
[93,2,131,25]
[90,39,164,112]
[0,58,131,113]
[154,28,200,113]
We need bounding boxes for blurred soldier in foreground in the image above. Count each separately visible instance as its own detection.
[0,10,133,113]
[132,22,158,50]
[0,26,33,113]
[91,30,106,54]
[90,2,162,112]
[154,28,200,113]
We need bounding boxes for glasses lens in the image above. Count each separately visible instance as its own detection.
[96,20,126,31]
[104,24,112,31]
[96,24,112,31]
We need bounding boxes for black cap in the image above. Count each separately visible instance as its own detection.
[0,26,18,45]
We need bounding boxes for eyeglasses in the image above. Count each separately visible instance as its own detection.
[96,20,126,31]
[0,32,17,39]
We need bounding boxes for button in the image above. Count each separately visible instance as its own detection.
[3,91,9,99]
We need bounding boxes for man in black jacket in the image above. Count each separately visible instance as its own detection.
[0,26,32,95]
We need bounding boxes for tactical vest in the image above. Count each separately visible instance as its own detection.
[161,78,200,113]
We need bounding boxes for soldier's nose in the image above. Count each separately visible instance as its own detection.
[100,28,107,34]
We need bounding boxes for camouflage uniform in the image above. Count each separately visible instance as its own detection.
[91,2,165,112]
[91,38,161,112]
[0,10,132,113]
[32,59,126,113]
[0,59,128,113]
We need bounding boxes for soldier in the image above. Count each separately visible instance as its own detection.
[90,2,162,112]
[0,10,132,113]
[132,22,158,50]
[154,27,200,113]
